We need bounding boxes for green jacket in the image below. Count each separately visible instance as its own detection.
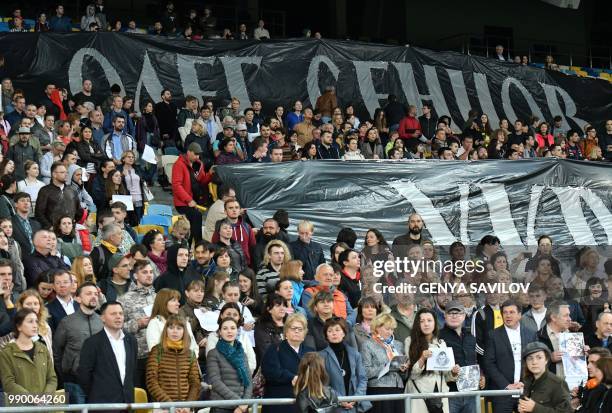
[0,341,57,393]
[522,370,572,413]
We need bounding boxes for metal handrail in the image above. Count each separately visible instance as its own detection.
[0,389,523,413]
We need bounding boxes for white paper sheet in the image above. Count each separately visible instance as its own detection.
[194,308,219,332]
[427,347,455,371]
[112,195,134,211]
[142,304,153,317]
[142,144,158,164]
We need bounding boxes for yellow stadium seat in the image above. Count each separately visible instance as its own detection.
[209,182,218,201]
[136,224,165,235]
[576,71,588,77]
[570,66,582,72]
[600,72,611,80]
[133,387,151,413]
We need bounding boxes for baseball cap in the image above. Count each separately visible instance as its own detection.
[108,253,128,271]
[187,142,203,154]
[236,124,247,131]
[445,300,465,313]
[223,124,235,130]
[18,127,31,134]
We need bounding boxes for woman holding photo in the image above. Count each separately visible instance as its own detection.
[405,308,459,413]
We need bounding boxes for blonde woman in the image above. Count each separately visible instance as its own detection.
[0,290,53,358]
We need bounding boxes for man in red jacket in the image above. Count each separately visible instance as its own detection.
[172,142,213,245]
[398,104,422,147]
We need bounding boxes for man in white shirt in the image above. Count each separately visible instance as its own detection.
[483,299,537,413]
[46,269,78,331]
[537,301,573,378]
[495,44,506,61]
[522,285,548,332]
[78,301,138,404]
[253,19,270,40]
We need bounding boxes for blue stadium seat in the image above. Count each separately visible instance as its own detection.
[146,204,173,217]
[163,147,180,156]
[140,215,172,233]
[0,22,9,32]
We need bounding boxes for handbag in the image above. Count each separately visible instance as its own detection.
[307,388,339,413]
[252,366,265,398]
[143,182,154,201]
[411,374,444,413]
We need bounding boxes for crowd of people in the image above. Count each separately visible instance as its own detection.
[2,2,281,41]
[0,13,612,413]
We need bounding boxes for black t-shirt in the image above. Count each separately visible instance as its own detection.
[507,133,526,147]
[73,92,100,108]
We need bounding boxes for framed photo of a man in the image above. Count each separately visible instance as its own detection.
[427,347,455,371]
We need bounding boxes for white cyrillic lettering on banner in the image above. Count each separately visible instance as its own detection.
[474,72,500,128]
[218,57,262,112]
[526,185,545,246]
[68,48,124,98]
[458,183,471,244]
[540,83,588,132]
[446,69,471,125]
[479,183,523,246]
[306,55,340,107]
[551,187,597,245]
[176,55,217,106]
[353,61,389,118]
[501,77,545,124]
[134,51,166,114]
[388,180,457,244]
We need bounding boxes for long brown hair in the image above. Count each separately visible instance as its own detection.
[71,256,97,285]
[294,352,328,398]
[104,169,128,200]
[160,314,190,352]
[279,260,303,282]
[408,308,439,372]
[151,288,181,320]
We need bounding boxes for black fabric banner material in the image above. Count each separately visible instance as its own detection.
[215,159,612,248]
[1,33,611,132]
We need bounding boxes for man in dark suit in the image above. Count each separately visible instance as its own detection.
[11,192,41,255]
[483,299,537,413]
[78,301,137,406]
[23,229,69,287]
[46,269,79,331]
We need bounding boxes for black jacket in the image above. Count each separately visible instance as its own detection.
[11,214,40,256]
[290,239,325,281]
[537,325,564,375]
[418,114,438,140]
[483,323,537,390]
[439,325,477,391]
[69,139,107,169]
[23,250,69,287]
[304,316,357,351]
[78,329,138,405]
[522,370,572,413]
[34,183,83,229]
[89,243,115,282]
[153,244,202,304]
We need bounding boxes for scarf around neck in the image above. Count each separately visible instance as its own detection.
[216,338,250,386]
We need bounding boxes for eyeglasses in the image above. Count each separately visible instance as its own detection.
[288,326,304,332]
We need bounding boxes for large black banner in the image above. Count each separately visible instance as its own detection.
[1,33,611,132]
[216,159,612,248]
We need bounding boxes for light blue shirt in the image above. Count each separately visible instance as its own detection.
[111,131,123,160]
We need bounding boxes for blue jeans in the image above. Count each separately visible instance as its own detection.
[449,396,477,413]
[64,382,87,404]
